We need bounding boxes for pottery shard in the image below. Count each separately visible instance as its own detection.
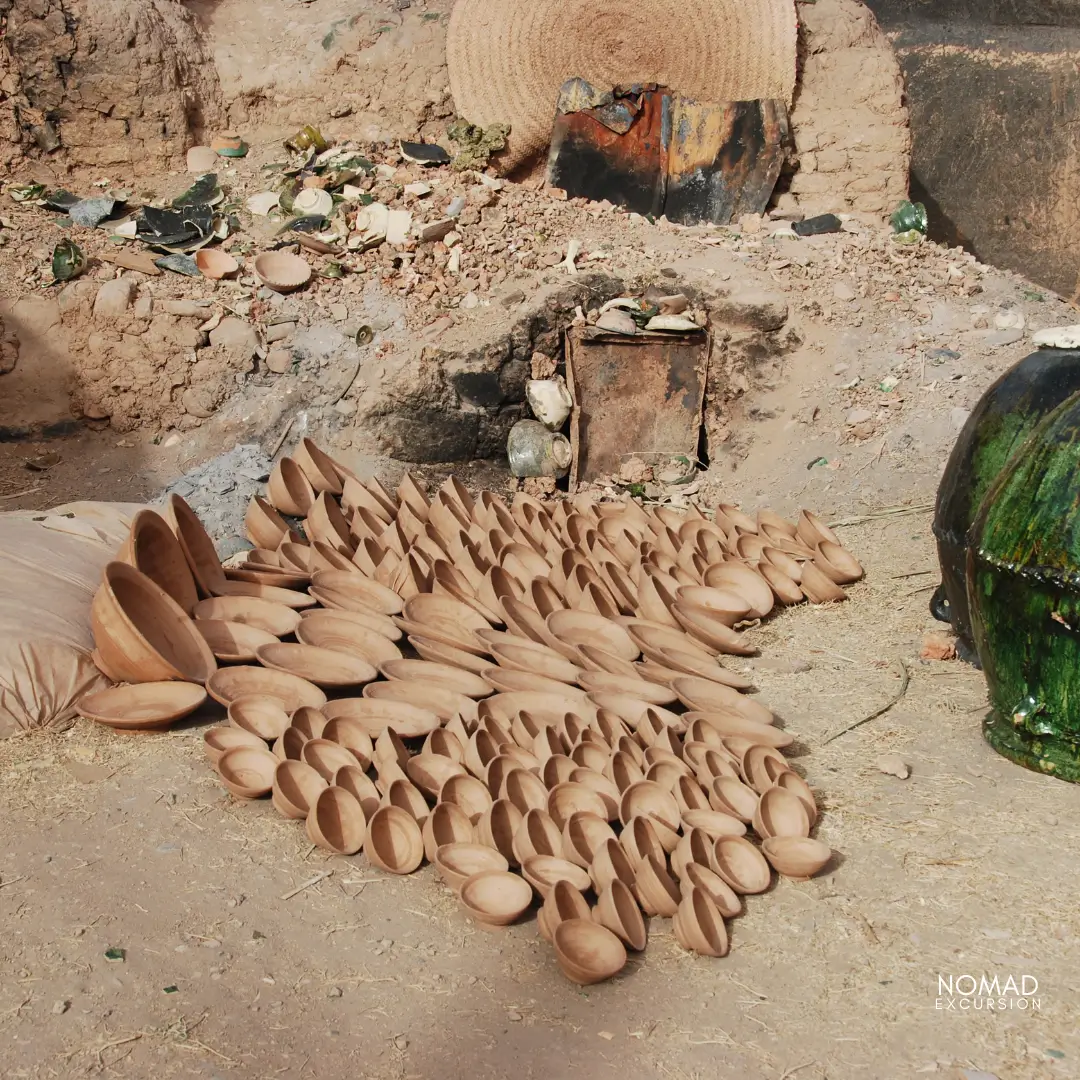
[265,348,293,374]
[92,278,138,320]
[208,317,257,356]
[710,288,789,332]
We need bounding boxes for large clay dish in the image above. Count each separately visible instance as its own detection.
[255,642,377,688]
[193,596,302,637]
[77,681,207,730]
[362,680,479,724]
[320,697,440,738]
[310,570,404,615]
[195,619,279,662]
[118,508,199,614]
[295,612,403,665]
[207,666,327,710]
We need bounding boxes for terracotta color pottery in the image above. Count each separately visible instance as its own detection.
[204,724,266,763]
[272,727,308,761]
[799,562,848,604]
[363,680,478,725]
[301,738,359,781]
[681,808,747,840]
[589,836,636,894]
[476,798,523,864]
[296,613,403,665]
[320,717,374,768]
[77,681,207,731]
[673,886,730,957]
[512,808,564,863]
[538,878,591,943]
[423,801,476,862]
[381,658,492,698]
[311,569,404,616]
[434,842,509,892]
[618,781,680,832]
[774,770,818,825]
[460,870,534,927]
[291,706,328,740]
[680,861,742,917]
[577,669,678,706]
[228,695,290,740]
[761,836,832,878]
[119,508,199,614]
[165,493,229,594]
[208,666,326,710]
[482,666,589,699]
[91,562,217,685]
[546,782,608,830]
[568,769,620,821]
[254,250,311,292]
[305,785,366,854]
[194,596,302,637]
[684,710,793,748]
[522,854,591,899]
[373,728,410,770]
[216,744,278,799]
[752,787,812,840]
[410,634,493,674]
[593,879,647,952]
[671,827,715,880]
[702,562,775,620]
[561,811,616,869]
[195,619,278,663]
[553,918,627,985]
[439,774,493,823]
[294,437,344,495]
[712,836,772,894]
[547,610,639,661]
[320,697,439,738]
[272,759,328,819]
[492,641,582,685]
[407,754,467,798]
[366,805,424,874]
[814,540,864,585]
[677,584,752,626]
[656,646,754,691]
[672,603,756,656]
[796,509,840,549]
[503,768,549,815]
[742,744,791,794]
[334,765,381,819]
[423,727,465,762]
[245,495,291,550]
[256,642,377,689]
[384,778,431,825]
[619,815,666,869]
[632,851,681,917]
[606,750,645,793]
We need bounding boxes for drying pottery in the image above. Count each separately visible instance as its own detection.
[119,508,199,614]
[301,738,359,781]
[656,646,754,691]
[321,717,374,767]
[410,634,493,674]
[228,695,290,741]
[374,728,409,771]
[272,759,328,820]
[618,781,680,832]
[195,247,239,280]
[553,918,627,985]
[813,541,863,586]
[77,681,207,731]
[796,509,840,550]
[406,754,467,798]
[521,854,591,899]
[577,670,678,705]
[193,596,302,637]
[291,706,328,740]
[593,879,647,951]
[380,658,491,698]
[569,769,620,820]
[619,815,666,869]
[541,755,576,791]
[195,619,278,663]
[491,641,582,685]
[503,767,549,815]
[632,852,680,917]
[460,870,534,927]
[677,585,752,627]
[680,861,742,918]
[712,836,772,894]
[702,562,775,620]
[673,773,712,815]
[606,751,646,793]
[207,666,327,710]
[384,778,431,825]
[363,679,478,724]
[673,886,729,957]
[216,744,278,799]
[366,805,424,874]
[683,710,792,748]
[671,827,715,880]
[547,782,608,830]
[254,250,311,292]
[273,727,308,761]
[478,798,525,866]
[538,878,592,942]
[673,603,755,656]
[204,725,265,763]
[680,809,746,840]
[561,811,616,869]
[321,697,439,738]
[296,613,403,665]
[268,458,316,517]
[424,802,477,862]
[305,495,354,554]
[256,642,377,689]
[774,770,818,825]
[439,774,493,823]
[547,610,639,661]
[742,744,791,794]
[512,809,564,863]
[244,496,291,551]
[799,563,847,604]
[293,438,344,495]
[335,765,381,819]
[306,786,366,855]
[434,842,508,892]
[752,787,812,839]
[91,562,217,685]
[761,836,832,878]
[165,493,230,595]
[589,836,637,894]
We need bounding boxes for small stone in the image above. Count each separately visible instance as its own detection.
[93,277,137,320]
[327,986,343,998]
[985,328,1024,347]
[51,999,70,1015]
[330,303,349,322]
[417,219,454,243]
[444,231,461,249]
[187,146,217,173]
[499,288,524,308]
[507,1010,523,1022]
[461,292,479,310]
[950,407,971,432]
[845,408,873,426]
[876,754,910,779]
[332,398,356,416]
[265,322,296,343]
[163,300,211,318]
[132,295,153,319]
[209,317,257,356]
[404,182,431,197]
[200,938,221,948]
[921,631,957,661]
[833,281,856,302]
[182,387,215,418]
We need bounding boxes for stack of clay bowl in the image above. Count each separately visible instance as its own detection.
[182,438,850,984]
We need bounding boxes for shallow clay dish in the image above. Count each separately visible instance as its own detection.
[538,878,591,943]
[461,870,534,926]
[381,658,492,698]
[521,854,591,899]
[366,805,424,874]
[312,570,404,616]
[553,918,627,985]
[321,697,440,738]
[271,759,327,820]
[296,613,403,665]
[409,634,493,674]
[193,596,302,637]
[216,744,278,799]
[422,802,475,862]
[228,694,291,740]
[761,836,832,878]
[77,682,207,731]
[203,724,265,763]
[593,879,647,951]
[207,666,327,710]
[195,619,278,663]
[301,738,359,781]
[306,785,366,854]
[434,842,509,892]
[255,642,377,689]
[363,680,478,724]
[254,250,311,292]
[196,247,239,280]
[546,610,638,661]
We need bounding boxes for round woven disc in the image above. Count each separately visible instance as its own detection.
[447,0,798,172]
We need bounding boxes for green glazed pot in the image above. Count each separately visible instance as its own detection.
[967,387,1080,781]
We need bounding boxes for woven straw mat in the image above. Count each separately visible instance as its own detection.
[446,0,798,172]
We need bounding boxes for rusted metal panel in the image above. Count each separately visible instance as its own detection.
[665,98,792,225]
[565,326,709,489]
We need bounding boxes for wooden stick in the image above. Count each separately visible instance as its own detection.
[280,869,332,900]
[823,660,910,744]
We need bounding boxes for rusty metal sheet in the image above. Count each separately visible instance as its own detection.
[565,326,709,489]
[665,98,792,225]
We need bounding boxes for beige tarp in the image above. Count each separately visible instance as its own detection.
[0,501,141,737]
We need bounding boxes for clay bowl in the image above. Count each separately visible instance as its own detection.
[254,250,311,293]
[91,562,217,685]
[512,808,564,864]
[321,698,439,739]
[593,879,647,951]
[406,754,467,799]
[672,603,756,657]
[366,805,424,874]
[119,508,199,614]
[320,717,374,767]
[742,745,791,794]
[311,570,404,618]
[306,785,366,854]
[700,563,774,620]
[632,851,681,917]
[774,770,818,824]
[271,759,328,820]
[204,724,266,763]
[547,610,639,662]
[363,680,478,725]
[619,815,666,869]
[625,620,716,666]
[77,681,207,731]
[477,798,523,864]
[382,777,430,826]
[684,710,792,749]
[404,592,491,636]
[502,768,549,816]
[255,642,376,689]
[334,765,381,819]
[709,777,761,822]
[656,646,754,691]
[195,619,278,663]
[712,836,772,894]
[228,695,290,741]
[577,669,678,706]
[761,836,832,878]
[423,801,476,862]
[380,658,491,699]
[589,836,637,894]
[547,782,608,830]
[273,726,308,761]
[752,787,811,840]
[680,861,742,917]
[796,509,840,549]
[676,585,752,627]
[799,562,847,604]
[439,774,494,823]
[165,493,228,595]
[673,886,729,957]
[460,869,534,927]
[296,613,403,666]
[289,706,327,739]
[301,737,359,781]
[196,247,239,280]
[294,437,344,495]
[434,842,508,893]
[618,781,680,833]
[216,744,278,799]
[194,596,302,637]
[562,811,616,869]
[410,634,492,674]
[671,827,716,880]
[267,461,315,523]
[374,726,409,769]
[681,808,747,840]
[814,540,864,585]
[207,666,326,711]
[606,750,645,794]
[569,768,620,821]
[759,560,803,605]
[673,774,713,816]
[538,878,591,943]
[521,854,592,899]
[553,918,627,985]
[671,675,772,722]
[491,642,582,685]
[482,666,589,700]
